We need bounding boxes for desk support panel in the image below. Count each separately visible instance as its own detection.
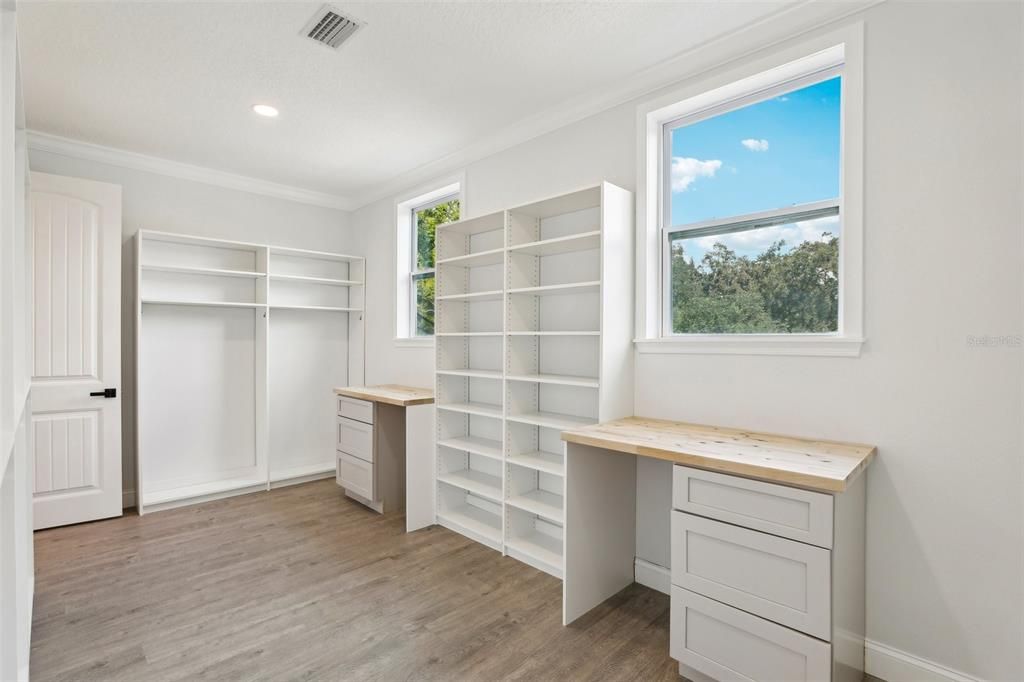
[563,442,637,625]
[406,404,436,532]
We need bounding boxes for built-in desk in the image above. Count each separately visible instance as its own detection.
[561,417,876,682]
[334,385,435,531]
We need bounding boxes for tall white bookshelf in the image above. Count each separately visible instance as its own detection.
[434,183,634,578]
[135,230,365,514]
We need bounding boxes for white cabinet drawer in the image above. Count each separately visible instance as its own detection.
[673,465,834,548]
[671,586,831,682]
[337,396,374,425]
[671,511,831,640]
[337,416,374,462]
[337,453,374,500]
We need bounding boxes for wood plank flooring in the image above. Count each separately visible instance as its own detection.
[31,479,678,681]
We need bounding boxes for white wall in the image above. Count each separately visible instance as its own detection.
[27,148,354,505]
[350,2,1024,680]
[1,6,33,679]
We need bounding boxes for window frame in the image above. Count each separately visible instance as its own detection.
[660,66,843,338]
[635,30,864,356]
[394,178,462,345]
[408,193,457,338]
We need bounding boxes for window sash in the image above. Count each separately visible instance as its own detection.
[660,65,843,235]
[411,194,457,275]
[661,200,841,338]
[408,194,456,337]
[410,271,435,338]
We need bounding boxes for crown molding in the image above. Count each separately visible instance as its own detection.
[349,0,884,211]
[27,130,354,211]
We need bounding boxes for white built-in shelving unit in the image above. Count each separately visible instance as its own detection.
[433,183,634,578]
[135,230,365,513]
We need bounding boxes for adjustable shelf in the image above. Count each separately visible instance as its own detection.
[507,330,599,337]
[437,369,503,380]
[508,281,600,297]
[269,304,362,313]
[437,468,503,502]
[269,273,361,287]
[141,299,266,309]
[438,435,504,461]
[507,410,595,431]
[435,331,504,338]
[509,450,565,476]
[436,247,505,268]
[508,230,601,256]
[507,489,564,523]
[436,290,504,302]
[141,264,267,279]
[506,373,599,388]
[431,183,634,582]
[437,401,503,419]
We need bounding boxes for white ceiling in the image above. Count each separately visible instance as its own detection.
[19,1,797,205]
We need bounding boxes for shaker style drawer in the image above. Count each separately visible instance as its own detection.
[672,465,834,548]
[671,511,831,640]
[337,416,374,462]
[670,586,831,682]
[337,396,374,425]
[337,453,374,501]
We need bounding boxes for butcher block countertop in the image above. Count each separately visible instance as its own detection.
[561,416,876,493]
[334,385,434,407]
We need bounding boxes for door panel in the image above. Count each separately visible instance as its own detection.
[32,193,99,380]
[30,172,122,529]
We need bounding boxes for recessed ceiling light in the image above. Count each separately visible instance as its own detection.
[252,104,279,118]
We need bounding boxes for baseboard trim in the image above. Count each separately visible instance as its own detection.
[122,489,136,509]
[634,557,670,595]
[865,639,981,682]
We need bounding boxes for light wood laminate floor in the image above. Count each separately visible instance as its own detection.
[31,479,678,681]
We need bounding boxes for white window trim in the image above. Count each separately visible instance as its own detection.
[635,24,865,357]
[395,176,463,346]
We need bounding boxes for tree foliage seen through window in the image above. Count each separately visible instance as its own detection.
[414,198,460,336]
[670,232,838,334]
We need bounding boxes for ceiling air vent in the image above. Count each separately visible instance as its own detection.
[302,5,364,50]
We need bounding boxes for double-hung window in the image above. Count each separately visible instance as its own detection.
[404,193,460,338]
[639,39,864,355]
[664,72,841,335]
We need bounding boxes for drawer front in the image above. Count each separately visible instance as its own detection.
[337,453,374,500]
[337,396,374,425]
[673,465,834,548]
[670,586,831,682]
[671,511,831,640]
[337,416,374,462]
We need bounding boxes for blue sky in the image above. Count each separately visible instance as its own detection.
[669,76,841,228]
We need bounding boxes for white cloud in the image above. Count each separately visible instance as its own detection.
[741,138,770,152]
[671,157,722,192]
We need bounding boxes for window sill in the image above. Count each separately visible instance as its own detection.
[394,337,435,349]
[634,335,864,357]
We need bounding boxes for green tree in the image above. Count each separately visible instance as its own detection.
[670,234,838,334]
[414,199,460,335]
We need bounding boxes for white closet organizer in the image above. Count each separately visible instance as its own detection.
[433,183,634,578]
[135,230,365,514]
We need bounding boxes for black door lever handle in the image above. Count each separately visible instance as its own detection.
[89,388,117,398]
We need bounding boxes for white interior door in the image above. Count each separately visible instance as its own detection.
[30,172,122,530]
